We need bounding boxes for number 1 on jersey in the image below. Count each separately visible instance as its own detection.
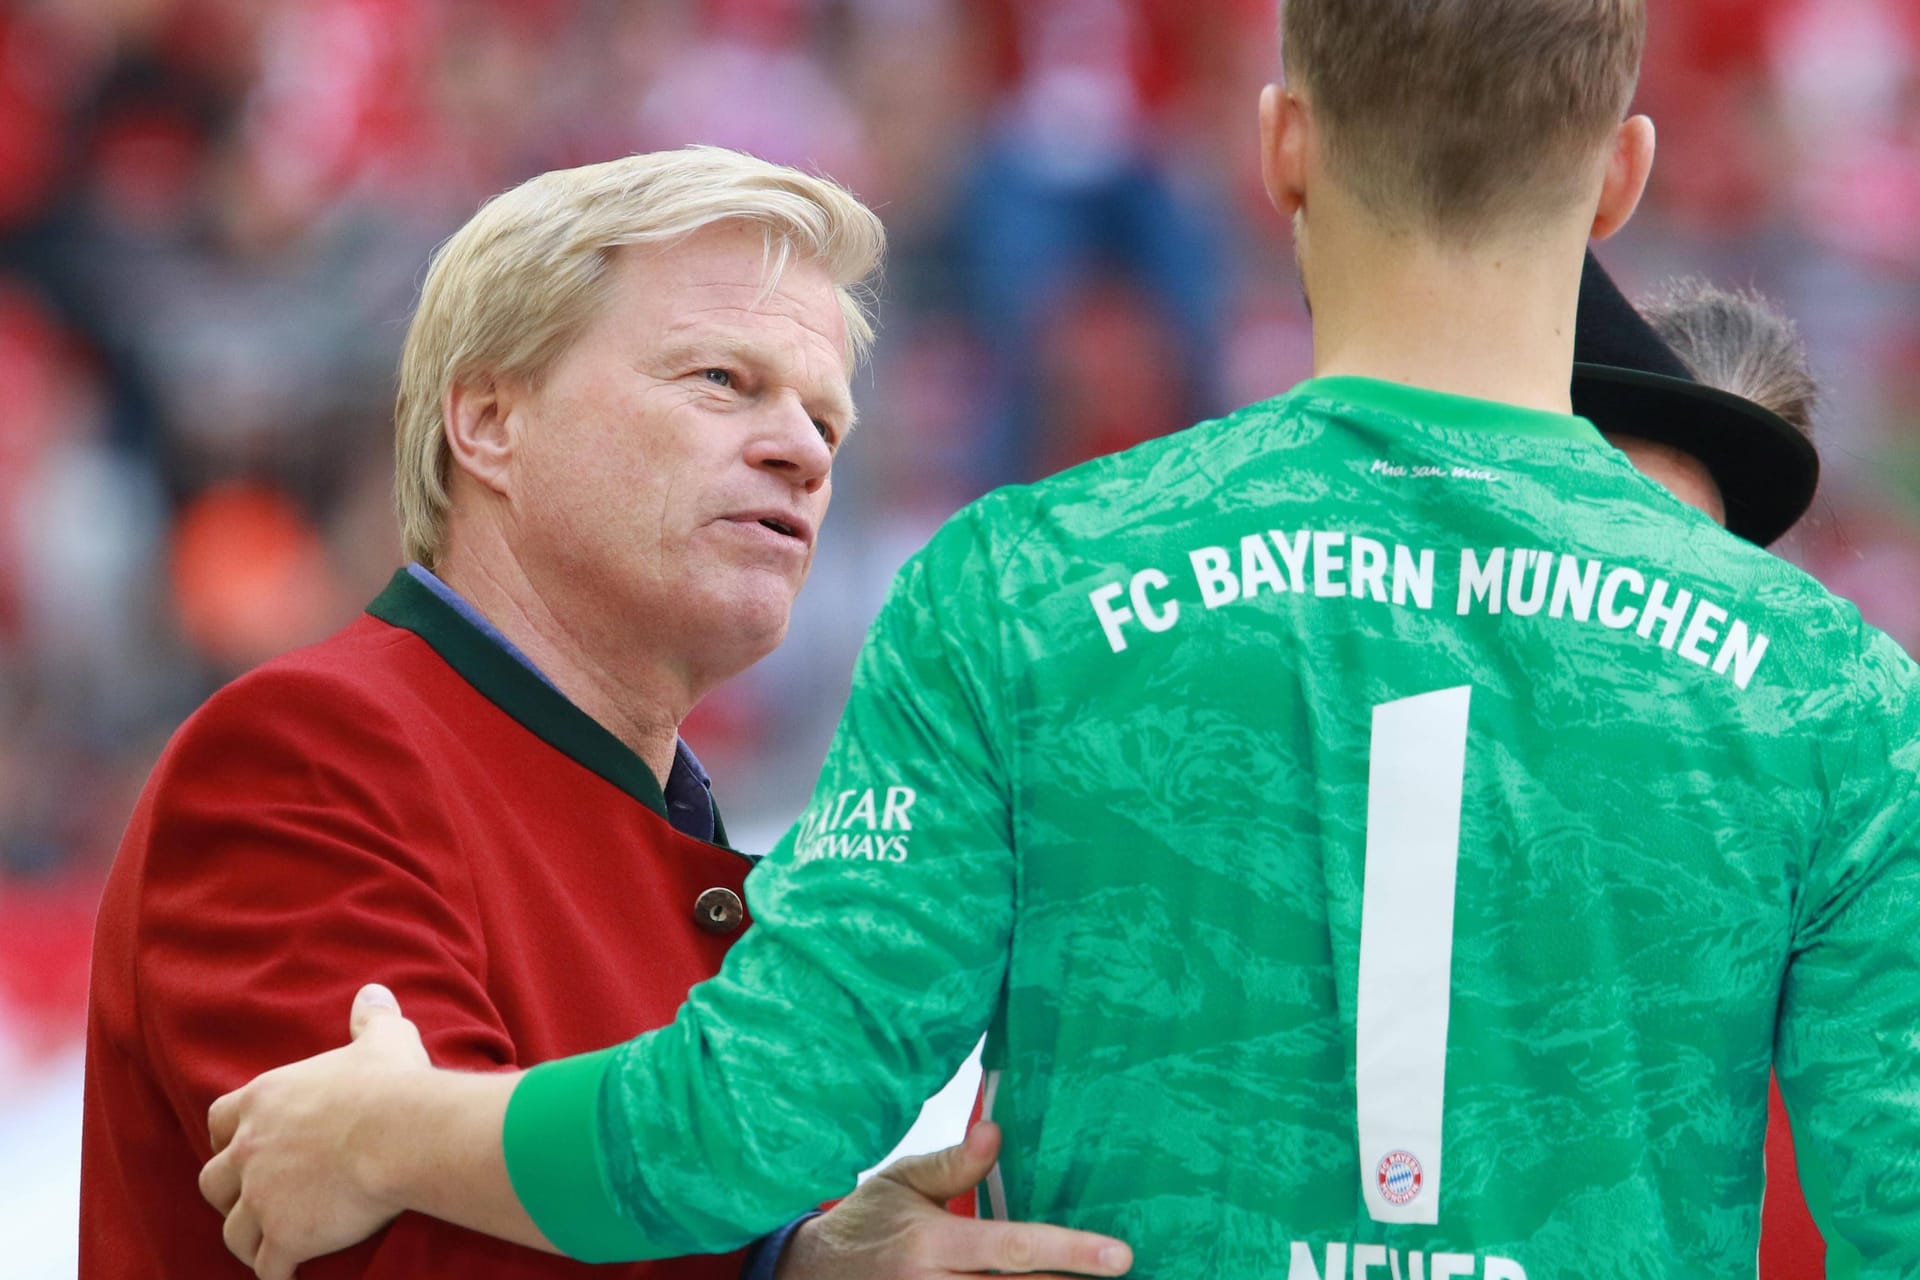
[1356,685,1472,1225]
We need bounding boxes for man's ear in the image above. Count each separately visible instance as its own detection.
[444,375,516,498]
[1260,84,1312,220]
[1591,114,1656,242]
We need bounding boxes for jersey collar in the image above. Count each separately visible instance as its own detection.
[1294,375,1607,446]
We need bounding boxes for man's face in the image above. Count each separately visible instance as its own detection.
[1607,434,1727,527]
[503,221,853,682]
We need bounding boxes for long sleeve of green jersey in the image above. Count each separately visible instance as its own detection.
[1775,623,1920,1278]
[504,507,1016,1262]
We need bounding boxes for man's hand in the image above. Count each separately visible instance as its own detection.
[199,984,432,1279]
[778,1122,1133,1278]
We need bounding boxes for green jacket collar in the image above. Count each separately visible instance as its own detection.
[1294,375,1607,446]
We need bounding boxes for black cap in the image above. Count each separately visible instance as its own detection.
[1571,250,1818,546]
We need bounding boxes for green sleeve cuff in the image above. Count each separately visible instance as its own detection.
[503,1047,653,1263]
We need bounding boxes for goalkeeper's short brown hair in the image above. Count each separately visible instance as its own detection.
[1281,0,1647,240]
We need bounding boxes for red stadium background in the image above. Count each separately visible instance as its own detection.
[1,0,1916,1272]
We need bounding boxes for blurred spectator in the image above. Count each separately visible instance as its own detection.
[953,0,1229,485]
[1769,0,1920,268]
[628,0,868,183]
[168,481,344,672]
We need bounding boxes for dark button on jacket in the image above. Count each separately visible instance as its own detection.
[694,886,744,934]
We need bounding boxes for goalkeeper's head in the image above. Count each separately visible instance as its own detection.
[1263,0,1652,269]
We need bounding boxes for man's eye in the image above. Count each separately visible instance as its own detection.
[701,368,733,387]
[812,418,836,447]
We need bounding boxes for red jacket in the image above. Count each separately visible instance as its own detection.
[1761,1076,1825,1278]
[82,570,755,1278]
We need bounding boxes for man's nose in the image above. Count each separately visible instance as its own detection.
[746,395,834,493]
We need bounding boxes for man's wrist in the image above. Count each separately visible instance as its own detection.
[343,1064,558,1251]
[346,1065,456,1213]
[742,1210,821,1280]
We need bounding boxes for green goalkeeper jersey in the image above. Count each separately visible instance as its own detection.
[506,376,1920,1278]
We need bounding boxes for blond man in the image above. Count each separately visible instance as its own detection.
[81,147,1125,1280]
[205,3,1920,1277]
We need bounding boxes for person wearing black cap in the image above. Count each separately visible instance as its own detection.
[1571,254,1830,1280]
[1572,251,1820,547]
[1644,277,1820,513]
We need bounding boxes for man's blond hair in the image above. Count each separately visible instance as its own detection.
[1281,0,1646,239]
[394,146,885,567]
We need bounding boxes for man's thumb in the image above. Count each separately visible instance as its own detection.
[889,1122,1002,1201]
[349,983,402,1038]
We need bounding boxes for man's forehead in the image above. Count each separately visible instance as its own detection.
[659,295,836,341]
[638,254,845,338]
[605,239,856,396]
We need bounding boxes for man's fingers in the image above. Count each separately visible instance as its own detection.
[208,1088,242,1155]
[253,1238,301,1280]
[199,1146,242,1215]
[349,983,401,1039]
[221,1201,263,1269]
[933,1217,1132,1276]
[887,1121,1003,1202]
[349,984,429,1067]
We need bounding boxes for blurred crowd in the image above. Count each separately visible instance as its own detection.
[1,0,1917,1070]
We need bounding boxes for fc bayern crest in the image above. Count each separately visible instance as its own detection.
[1377,1150,1424,1206]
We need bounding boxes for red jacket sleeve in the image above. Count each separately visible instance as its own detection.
[130,665,600,1276]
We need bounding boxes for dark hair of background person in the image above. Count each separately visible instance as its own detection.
[1642,279,1819,441]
